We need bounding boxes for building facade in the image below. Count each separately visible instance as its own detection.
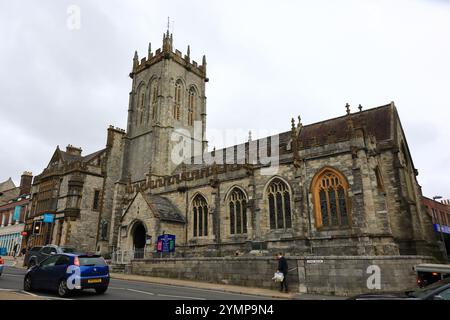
[94,31,443,263]
[0,172,32,255]
[24,127,124,252]
[422,196,450,260]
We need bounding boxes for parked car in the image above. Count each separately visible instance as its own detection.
[25,245,77,268]
[348,277,450,300]
[0,256,4,276]
[23,253,109,297]
[415,263,450,288]
[23,246,42,267]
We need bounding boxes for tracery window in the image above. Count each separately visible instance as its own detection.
[228,188,247,235]
[266,178,292,229]
[173,80,182,120]
[312,168,350,229]
[192,194,208,237]
[188,87,196,126]
[137,85,146,125]
[151,81,158,120]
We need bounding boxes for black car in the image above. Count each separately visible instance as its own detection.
[349,278,450,300]
[26,245,77,268]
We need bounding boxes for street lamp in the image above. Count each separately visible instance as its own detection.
[432,196,448,261]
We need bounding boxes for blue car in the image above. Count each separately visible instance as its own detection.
[23,253,109,297]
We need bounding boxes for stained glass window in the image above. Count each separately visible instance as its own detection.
[228,188,248,235]
[267,178,292,229]
[192,194,208,237]
[314,169,350,228]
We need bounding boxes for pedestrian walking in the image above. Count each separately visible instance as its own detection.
[13,243,20,258]
[276,252,288,293]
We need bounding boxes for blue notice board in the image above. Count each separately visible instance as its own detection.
[43,213,55,223]
[157,234,176,253]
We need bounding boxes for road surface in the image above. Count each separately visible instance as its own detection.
[0,267,269,300]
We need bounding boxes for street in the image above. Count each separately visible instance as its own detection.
[0,267,270,300]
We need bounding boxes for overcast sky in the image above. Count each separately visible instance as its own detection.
[0,0,449,200]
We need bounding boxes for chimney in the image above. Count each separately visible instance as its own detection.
[19,171,33,195]
[66,144,82,156]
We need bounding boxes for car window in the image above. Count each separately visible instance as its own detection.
[40,255,59,267]
[41,247,50,254]
[61,247,76,253]
[78,256,107,266]
[50,248,57,254]
[437,288,450,300]
[55,255,71,266]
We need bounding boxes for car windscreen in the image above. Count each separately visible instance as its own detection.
[31,246,42,252]
[61,247,77,253]
[78,256,107,266]
[409,278,450,298]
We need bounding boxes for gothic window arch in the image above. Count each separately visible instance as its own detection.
[312,168,350,229]
[151,80,158,120]
[173,80,183,121]
[266,178,292,230]
[228,187,248,235]
[137,84,146,125]
[188,86,196,126]
[192,194,208,237]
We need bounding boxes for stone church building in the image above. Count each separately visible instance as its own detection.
[94,30,442,265]
[25,30,444,294]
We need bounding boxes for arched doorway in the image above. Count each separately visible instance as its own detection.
[132,221,146,259]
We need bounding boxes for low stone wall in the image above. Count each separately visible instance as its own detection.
[129,255,433,296]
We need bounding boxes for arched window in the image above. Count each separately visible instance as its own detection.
[228,188,247,235]
[136,84,146,125]
[192,194,208,237]
[173,80,182,120]
[266,178,292,229]
[151,80,158,120]
[312,168,350,229]
[188,87,196,126]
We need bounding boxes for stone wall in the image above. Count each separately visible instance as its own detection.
[129,255,433,296]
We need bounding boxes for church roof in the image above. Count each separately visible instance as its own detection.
[298,103,393,148]
[173,103,394,174]
[142,194,186,223]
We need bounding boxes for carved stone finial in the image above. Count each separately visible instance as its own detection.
[297,115,302,129]
[148,42,152,58]
[248,130,252,142]
[291,118,296,131]
[358,104,363,112]
[187,45,190,58]
[346,103,351,115]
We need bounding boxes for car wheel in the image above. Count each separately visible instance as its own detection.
[24,275,33,291]
[57,279,71,297]
[95,286,108,295]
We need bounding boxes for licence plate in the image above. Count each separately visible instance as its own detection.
[88,279,102,284]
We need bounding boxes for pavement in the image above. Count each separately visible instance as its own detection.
[0,255,344,300]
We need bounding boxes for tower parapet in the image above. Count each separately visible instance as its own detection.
[130,32,207,80]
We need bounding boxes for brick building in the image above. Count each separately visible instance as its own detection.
[422,196,450,260]
[0,172,32,255]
